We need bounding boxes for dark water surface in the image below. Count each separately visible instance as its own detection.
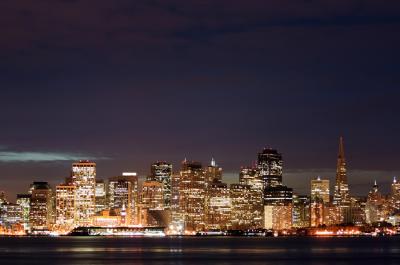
[0,236,399,265]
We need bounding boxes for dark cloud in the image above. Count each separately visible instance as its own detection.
[0,0,399,199]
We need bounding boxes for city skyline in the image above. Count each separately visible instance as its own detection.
[0,137,398,200]
[1,1,400,264]
[1,138,399,236]
[0,141,399,200]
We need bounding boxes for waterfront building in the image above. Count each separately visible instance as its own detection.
[149,162,173,208]
[170,171,183,231]
[333,137,351,224]
[390,177,400,214]
[29,182,53,231]
[0,203,22,227]
[323,205,340,226]
[91,209,121,227]
[310,198,324,227]
[310,177,330,227]
[350,196,367,226]
[263,204,292,230]
[71,161,96,226]
[263,185,293,230]
[365,181,385,224]
[205,180,231,230]
[95,180,107,213]
[16,194,31,231]
[109,173,139,225]
[179,160,206,232]
[230,184,262,229]
[55,184,75,230]
[292,194,311,228]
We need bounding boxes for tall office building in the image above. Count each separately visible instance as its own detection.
[109,173,139,225]
[310,177,330,227]
[205,180,231,230]
[390,177,400,214]
[205,158,223,185]
[258,148,293,230]
[95,180,107,213]
[16,194,31,231]
[0,202,22,227]
[230,184,262,229]
[239,166,263,191]
[365,181,385,224]
[311,177,330,203]
[141,180,164,210]
[170,172,182,226]
[263,185,293,230]
[149,162,172,208]
[333,137,351,223]
[350,196,367,226]
[310,198,324,227]
[71,161,96,226]
[292,195,311,228]
[55,184,75,230]
[257,148,283,188]
[179,160,206,232]
[29,182,53,231]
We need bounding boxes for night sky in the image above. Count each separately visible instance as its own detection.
[1,1,400,199]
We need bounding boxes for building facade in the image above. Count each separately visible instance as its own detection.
[178,160,206,232]
[108,173,139,225]
[71,161,96,226]
[29,182,53,231]
[149,162,172,209]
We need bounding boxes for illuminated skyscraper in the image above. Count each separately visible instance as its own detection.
[263,186,293,230]
[258,148,293,230]
[365,181,385,224]
[310,198,324,227]
[239,166,263,191]
[149,162,172,209]
[333,137,351,223]
[71,161,96,226]
[29,182,53,231]
[264,204,293,230]
[257,148,283,188]
[179,160,206,232]
[350,196,366,226]
[205,180,231,230]
[310,177,330,227]
[170,172,182,226]
[55,184,75,230]
[311,177,330,204]
[0,202,22,227]
[292,194,311,228]
[390,177,400,214]
[16,194,31,231]
[109,173,139,225]
[230,184,262,229]
[95,180,107,213]
[205,158,223,185]
[141,180,164,210]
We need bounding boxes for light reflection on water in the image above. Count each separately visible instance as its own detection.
[0,237,399,265]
